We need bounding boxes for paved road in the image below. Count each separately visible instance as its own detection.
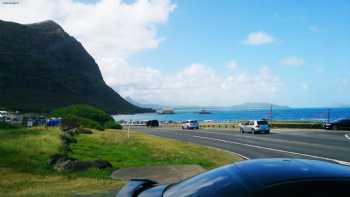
[134,127,350,165]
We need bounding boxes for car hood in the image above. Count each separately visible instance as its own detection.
[138,185,168,197]
[116,179,158,197]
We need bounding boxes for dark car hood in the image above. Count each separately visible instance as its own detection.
[234,158,350,188]
[116,179,158,197]
[138,185,168,197]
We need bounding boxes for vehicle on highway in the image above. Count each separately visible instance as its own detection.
[146,120,159,127]
[240,120,270,134]
[116,158,350,197]
[324,118,350,130]
[0,111,9,121]
[182,120,199,130]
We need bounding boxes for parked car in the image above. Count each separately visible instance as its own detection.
[240,120,270,134]
[116,158,350,197]
[146,120,159,127]
[0,111,9,121]
[324,118,350,130]
[182,120,199,130]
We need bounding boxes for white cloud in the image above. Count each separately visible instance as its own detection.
[280,56,304,66]
[119,63,282,106]
[0,0,176,93]
[0,1,283,106]
[244,31,275,45]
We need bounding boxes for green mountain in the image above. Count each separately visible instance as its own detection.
[0,20,153,114]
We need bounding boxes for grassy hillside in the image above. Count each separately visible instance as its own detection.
[0,126,241,197]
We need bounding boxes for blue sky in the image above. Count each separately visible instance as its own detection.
[2,0,350,107]
[127,0,350,107]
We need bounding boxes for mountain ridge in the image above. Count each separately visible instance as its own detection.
[0,20,153,114]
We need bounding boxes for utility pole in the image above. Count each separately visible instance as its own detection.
[327,108,330,123]
[127,119,131,139]
[270,104,273,124]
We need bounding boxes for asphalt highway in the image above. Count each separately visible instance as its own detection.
[134,127,350,165]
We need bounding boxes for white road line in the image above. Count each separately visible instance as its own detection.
[183,134,350,166]
[173,133,250,160]
[345,134,350,140]
[200,144,250,160]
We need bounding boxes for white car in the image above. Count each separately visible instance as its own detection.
[240,120,270,134]
[0,111,9,121]
[182,120,199,130]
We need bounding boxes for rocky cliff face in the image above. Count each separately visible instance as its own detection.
[0,20,153,114]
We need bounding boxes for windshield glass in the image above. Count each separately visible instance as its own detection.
[258,121,268,125]
[164,165,245,197]
[1,1,350,197]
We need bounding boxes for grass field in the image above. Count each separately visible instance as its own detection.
[0,126,241,197]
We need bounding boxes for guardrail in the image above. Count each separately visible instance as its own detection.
[121,122,323,129]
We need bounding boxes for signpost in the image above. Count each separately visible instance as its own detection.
[270,104,273,123]
[127,119,132,139]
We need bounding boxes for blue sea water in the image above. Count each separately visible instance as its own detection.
[113,107,350,122]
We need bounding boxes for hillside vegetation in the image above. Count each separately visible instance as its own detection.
[0,19,153,114]
[50,104,121,130]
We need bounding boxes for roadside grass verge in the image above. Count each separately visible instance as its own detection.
[70,130,241,170]
[0,168,122,197]
[0,127,241,197]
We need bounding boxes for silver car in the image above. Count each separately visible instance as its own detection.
[182,120,200,130]
[240,120,270,134]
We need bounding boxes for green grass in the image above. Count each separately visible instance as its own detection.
[70,130,239,170]
[0,127,241,197]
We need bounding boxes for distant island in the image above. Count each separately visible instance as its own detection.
[122,98,291,112]
[231,103,290,110]
[0,20,153,114]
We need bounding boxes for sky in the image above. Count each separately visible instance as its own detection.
[0,0,349,107]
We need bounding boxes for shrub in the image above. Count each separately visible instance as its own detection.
[104,120,122,130]
[61,115,104,131]
[0,121,18,129]
[77,128,93,134]
[51,104,113,126]
[51,104,115,130]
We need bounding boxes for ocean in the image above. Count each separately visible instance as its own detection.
[113,107,350,122]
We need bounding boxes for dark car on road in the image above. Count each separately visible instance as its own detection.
[146,120,159,127]
[324,118,350,130]
[116,159,350,197]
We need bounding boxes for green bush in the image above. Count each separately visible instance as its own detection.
[50,104,114,130]
[51,104,113,126]
[0,121,18,129]
[61,115,104,131]
[104,120,122,130]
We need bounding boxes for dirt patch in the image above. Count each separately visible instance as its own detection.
[111,164,205,184]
